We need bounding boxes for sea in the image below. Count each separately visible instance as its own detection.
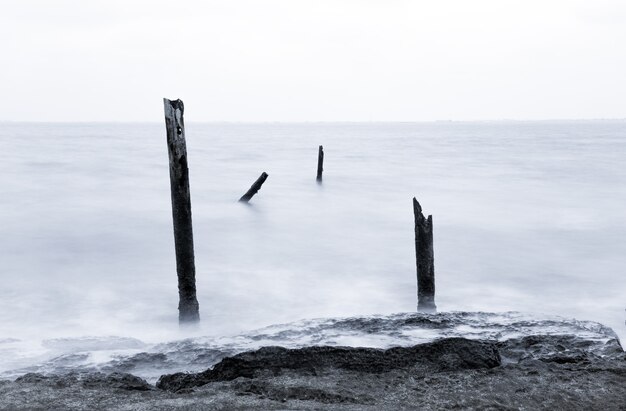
[0,121,624,381]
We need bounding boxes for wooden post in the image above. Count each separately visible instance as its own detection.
[239,172,269,202]
[163,98,200,323]
[413,197,436,313]
[316,145,324,182]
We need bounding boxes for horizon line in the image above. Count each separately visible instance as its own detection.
[1,118,626,125]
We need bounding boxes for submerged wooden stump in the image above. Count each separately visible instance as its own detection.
[413,197,436,313]
[163,98,200,324]
[239,172,269,202]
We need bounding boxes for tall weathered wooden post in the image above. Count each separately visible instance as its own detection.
[413,197,436,313]
[163,98,200,323]
[316,145,324,182]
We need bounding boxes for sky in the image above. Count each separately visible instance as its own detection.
[1,0,625,122]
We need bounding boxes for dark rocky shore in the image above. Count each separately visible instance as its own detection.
[1,314,625,410]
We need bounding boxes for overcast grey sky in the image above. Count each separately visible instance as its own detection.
[1,0,625,122]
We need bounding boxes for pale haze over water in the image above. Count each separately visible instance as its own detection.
[0,121,624,353]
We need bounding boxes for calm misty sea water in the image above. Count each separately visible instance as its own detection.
[0,121,625,357]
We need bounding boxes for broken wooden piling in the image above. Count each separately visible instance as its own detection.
[239,172,269,202]
[163,98,200,323]
[413,197,436,313]
[316,145,324,182]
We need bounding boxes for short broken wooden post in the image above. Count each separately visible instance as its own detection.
[163,98,200,324]
[413,197,436,313]
[316,145,324,182]
[239,172,269,202]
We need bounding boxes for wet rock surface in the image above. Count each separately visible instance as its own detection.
[2,311,617,383]
[15,371,153,391]
[1,313,625,410]
[156,338,501,391]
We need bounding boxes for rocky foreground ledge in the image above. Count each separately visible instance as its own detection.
[1,315,625,410]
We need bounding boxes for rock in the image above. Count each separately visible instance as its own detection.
[232,380,373,404]
[156,337,501,391]
[15,373,49,384]
[3,314,625,410]
[497,334,625,364]
[81,372,153,391]
[16,372,152,391]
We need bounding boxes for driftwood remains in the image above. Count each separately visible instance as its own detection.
[163,98,200,323]
[413,197,436,313]
[239,172,269,202]
[316,145,324,182]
